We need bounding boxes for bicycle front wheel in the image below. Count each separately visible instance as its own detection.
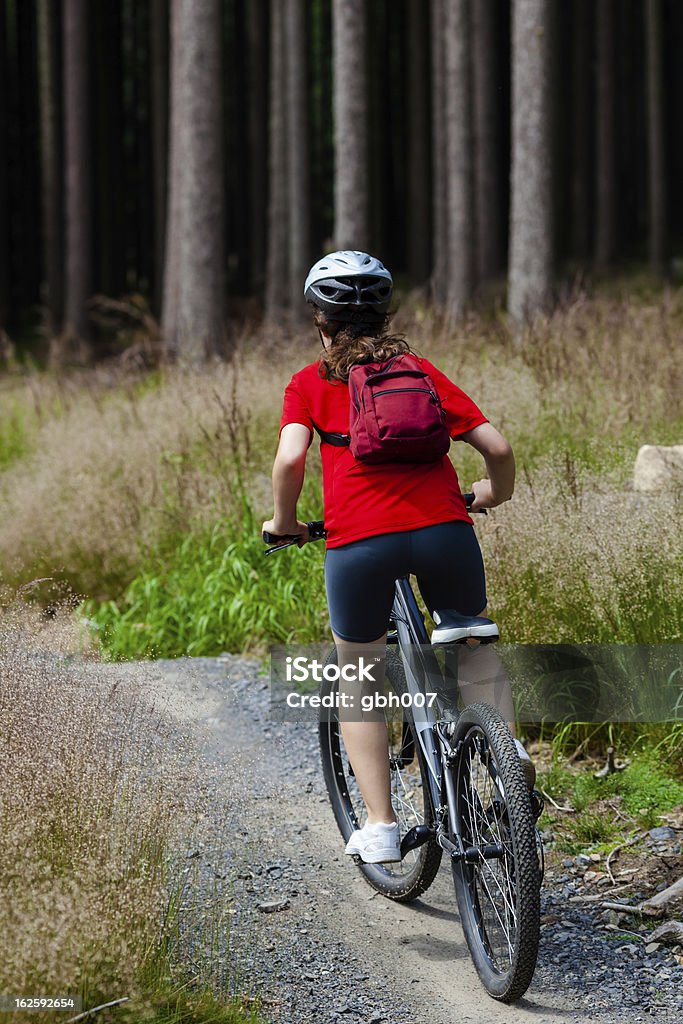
[449,702,540,1002]
[319,646,442,902]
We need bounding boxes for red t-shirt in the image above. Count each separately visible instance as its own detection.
[279,356,488,547]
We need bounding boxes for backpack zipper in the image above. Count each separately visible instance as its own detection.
[373,387,438,399]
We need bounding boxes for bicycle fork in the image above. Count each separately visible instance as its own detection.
[399,721,504,864]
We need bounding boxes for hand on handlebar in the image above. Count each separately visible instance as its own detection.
[261,518,310,548]
[468,479,499,513]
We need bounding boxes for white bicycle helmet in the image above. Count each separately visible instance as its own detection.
[303,250,393,321]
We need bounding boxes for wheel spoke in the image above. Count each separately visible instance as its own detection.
[460,740,519,969]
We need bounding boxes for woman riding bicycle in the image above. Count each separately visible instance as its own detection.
[262,250,535,864]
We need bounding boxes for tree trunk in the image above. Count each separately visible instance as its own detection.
[406,0,431,285]
[594,0,616,269]
[36,0,64,345]
[62,0,92,360]
[265,0,289,318]
[94,0,124,300]
[472,0,502,287]
[176,0,225,360]
[444,0,474,319]
[0,2,8,330]
[246,0,268,294]
[149,0,168,313]
[571,0,591,262]
[285,0,310,318]
[162,0,225,361]
[367,0,388,256]
[332,0,368,250]
[508,0,553,324]
[644,0,666,273]
[430,0,448,306]
[134,0,155,298]
[309,0,332,251]
[161,0,184,356]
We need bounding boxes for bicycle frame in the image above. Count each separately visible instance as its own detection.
[390,577,505,865]
[389,576,443,812]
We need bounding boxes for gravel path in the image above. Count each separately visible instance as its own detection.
[105,654,683,1024]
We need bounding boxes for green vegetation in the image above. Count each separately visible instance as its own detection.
[0,392,36,468]
[85,496,328,660]
[0,608,262,1024]
[538,742,683,853]
[2,292,682,656]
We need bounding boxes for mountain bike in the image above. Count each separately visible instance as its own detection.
[263,502,545,1003]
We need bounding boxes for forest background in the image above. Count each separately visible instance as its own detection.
[0,2,682,1021]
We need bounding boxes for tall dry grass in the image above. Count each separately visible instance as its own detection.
[0,291,681,644]
[0,336,310,598]
[0,599,251,1022]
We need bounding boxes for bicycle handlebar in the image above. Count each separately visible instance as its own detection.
[263,493,485,554]
[263,520,326,555]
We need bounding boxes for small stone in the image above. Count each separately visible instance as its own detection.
[575,854,591,867]
[590,852,602,862]
[599,909,623,926]
[645,942,662,954]
[562,858,574,868]
[257,898,290,913]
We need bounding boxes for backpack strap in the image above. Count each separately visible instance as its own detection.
[314,426,350,447]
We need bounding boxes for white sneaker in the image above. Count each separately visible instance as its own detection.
[344,821,401,863]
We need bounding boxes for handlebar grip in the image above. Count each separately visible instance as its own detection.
[263,521,327,555]
[262,530,301,545]
[463,492,488,515]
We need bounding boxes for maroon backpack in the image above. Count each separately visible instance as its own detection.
[317,354,451,464]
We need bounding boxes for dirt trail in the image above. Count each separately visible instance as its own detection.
[103,655,670,1024]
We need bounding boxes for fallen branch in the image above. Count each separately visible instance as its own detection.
[65,997,129,1023]
[640,875,683,916]
[568,883,635,903]
[649,920,683,946]
[539,789,575,813]
[600,876,683,919]
[600,901,643,913]
[605,830,645,884]
[594,746,629,778]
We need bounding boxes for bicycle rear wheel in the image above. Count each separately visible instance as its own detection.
[319,646,442,902]
[449,702,540,1002]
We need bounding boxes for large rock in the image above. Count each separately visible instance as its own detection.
[633,445,683,493]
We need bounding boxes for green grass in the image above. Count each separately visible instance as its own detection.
[538,748,683,851]
[0,399,34,468]
[85,495,328,660]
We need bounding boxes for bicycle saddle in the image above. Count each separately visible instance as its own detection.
[431,610,499,646]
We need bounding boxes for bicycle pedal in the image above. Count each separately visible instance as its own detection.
[400,824,433,857]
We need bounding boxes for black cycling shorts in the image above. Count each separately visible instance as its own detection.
[324,521,487,643]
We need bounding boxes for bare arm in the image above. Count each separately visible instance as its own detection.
[459,422,515,511]
[262,422,312,541]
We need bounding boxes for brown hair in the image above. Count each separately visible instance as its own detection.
[313,308,414,382]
